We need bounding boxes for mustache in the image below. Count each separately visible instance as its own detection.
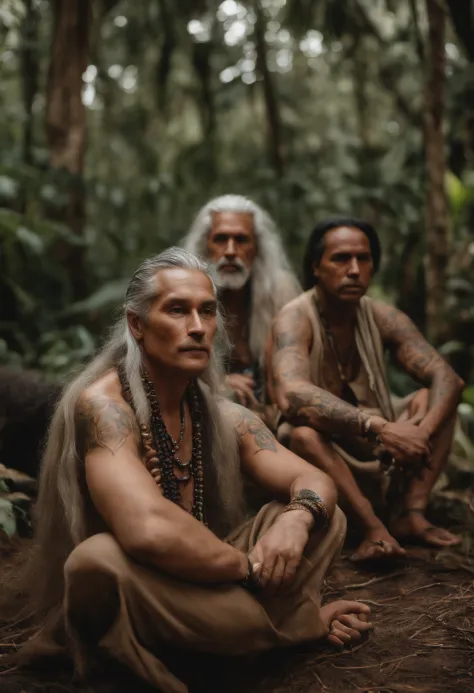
[215,257,246,271]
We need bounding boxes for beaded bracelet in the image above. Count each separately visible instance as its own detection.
[283,489,329,530]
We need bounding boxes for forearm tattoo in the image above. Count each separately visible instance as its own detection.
[285,386,364,435]
[373,303,462,411]
[76,397,138,455]
[230,405,277,453]
[271,308,365,436]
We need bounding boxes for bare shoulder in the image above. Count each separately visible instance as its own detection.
[221,400,277,453]
[371,300,420,344]
[273,295,312,346]
[77,369,139,456]
[277,271,302,307]
[81,368,124,402]
[277,293,309,318]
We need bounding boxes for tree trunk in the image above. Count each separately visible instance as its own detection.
[20,0,39,166]
[45,0,91,300]
[423,0,450,344]
[156,0,175,113]
[353,39,371,150]
[254,1,284,177]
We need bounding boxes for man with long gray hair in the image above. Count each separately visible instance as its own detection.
[183,195,301,413]
[13,248,372,693]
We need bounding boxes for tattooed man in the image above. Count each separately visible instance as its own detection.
[16,249,371,693]
[270,218,464,562]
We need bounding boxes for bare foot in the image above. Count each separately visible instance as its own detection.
[391,510,461,547]
[320,600,373,648]
[349,526,406,562]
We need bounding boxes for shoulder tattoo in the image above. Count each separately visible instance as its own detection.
[76,397,138,455]
[230,405,277,453]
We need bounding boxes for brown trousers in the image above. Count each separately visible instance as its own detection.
[22,504,346,693]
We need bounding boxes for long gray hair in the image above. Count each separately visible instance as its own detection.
[182,195,301,366]
[23,248,244,620]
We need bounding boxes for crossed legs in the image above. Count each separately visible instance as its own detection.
[287,400,459,561]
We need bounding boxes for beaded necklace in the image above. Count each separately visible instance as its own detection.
[312,293,359,407]
[118,367,206,524]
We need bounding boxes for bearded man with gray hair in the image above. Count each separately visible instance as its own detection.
[8,248,372,693]
[183,195,301,412]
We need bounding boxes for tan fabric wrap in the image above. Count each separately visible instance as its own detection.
[284,291,400,481]
[299,290,394,421]
[20,504,346,693]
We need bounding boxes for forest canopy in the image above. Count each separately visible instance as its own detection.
[0,0,473,408]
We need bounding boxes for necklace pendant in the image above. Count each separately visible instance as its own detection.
[174,471,191,483]
[173,456,192,469]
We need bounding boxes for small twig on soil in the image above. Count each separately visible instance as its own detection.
[409,624,431,639]
[332,652,419,670]
[355,599,386,607]
[335,570,407,591]
[0,665,19,676]
[312,670,329,692]
[381,581,442,602]
[420,644,471,650]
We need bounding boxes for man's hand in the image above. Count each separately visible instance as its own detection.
[248,509,312,595]
[378,421,431,467]
[399,388,430,426]
[225,373,258,407]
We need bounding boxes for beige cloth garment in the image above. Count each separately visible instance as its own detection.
[281,290,402,497]
[21,503,347,693]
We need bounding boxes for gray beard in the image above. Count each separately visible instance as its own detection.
[211,262,251,290]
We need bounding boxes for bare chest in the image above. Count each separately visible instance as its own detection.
[227,313,252,367]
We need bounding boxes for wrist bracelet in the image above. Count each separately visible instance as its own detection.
[283,489,329,530]
[375,421,389,447]
[282,501,314,520]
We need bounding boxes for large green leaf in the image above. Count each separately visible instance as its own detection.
[0,499,16,538]
[61,279,129,316]
[463,386,474,408]
[16,225,45,254]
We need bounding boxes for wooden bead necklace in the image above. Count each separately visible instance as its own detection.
[118,366,206,524]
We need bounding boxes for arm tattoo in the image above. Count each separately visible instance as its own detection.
[271,306,365,436]
[373,302,463,421]
[285,385,364,436]
[230,405,277,453]
[76,397,138,455]
[274,331,299,351]
[271,307,312,386]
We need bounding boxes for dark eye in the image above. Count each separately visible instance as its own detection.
[169,306,185,314]
[213,234,228,244]
[235,235,250,245]
[201,305,216,317]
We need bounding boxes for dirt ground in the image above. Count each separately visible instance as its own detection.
[1,542,473,693]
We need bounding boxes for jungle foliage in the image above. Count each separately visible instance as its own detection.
[0,0,474,403]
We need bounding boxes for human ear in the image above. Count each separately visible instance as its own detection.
[127,312,145,341]
[311,260,320,280]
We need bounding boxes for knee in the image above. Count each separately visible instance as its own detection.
[290,426,325,457]
[65,532,125,582]
[64,534,124,641]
